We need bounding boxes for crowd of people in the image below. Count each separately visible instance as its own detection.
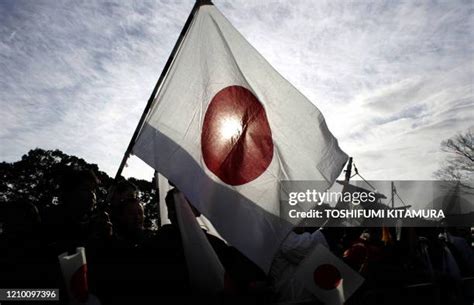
[0,168,473,305]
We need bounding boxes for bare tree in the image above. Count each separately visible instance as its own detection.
[434,128,473,189]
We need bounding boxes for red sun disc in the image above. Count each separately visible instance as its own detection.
[313,263,342,290]
[201,86,273,186]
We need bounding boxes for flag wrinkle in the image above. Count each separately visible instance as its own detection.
[207,15,254,92]
[135,126,294,270]
[316,138,347,184]
[143,12,199,124]
[207,7,330,121]
[272,144,291,181]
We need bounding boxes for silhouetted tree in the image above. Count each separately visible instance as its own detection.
[0,148,159,229]
[434,128,473,190]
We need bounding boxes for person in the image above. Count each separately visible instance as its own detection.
[1,200,41,238]
[107,179,138,225]
[0,200,60,290]
[141,187,266,298]
[113,198,147,247]
[343,229,382,274]
[139,188,200,296]
[42,168,100,254]
[269,226,329,303]
[89,198,148,305]
[446,227,474,276]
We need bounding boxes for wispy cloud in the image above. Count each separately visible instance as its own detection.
[0,0,472,180]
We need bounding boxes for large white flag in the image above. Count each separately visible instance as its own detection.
[132,3,347,272]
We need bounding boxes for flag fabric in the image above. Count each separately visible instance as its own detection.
[156,172,171,227]
[132,3,347,272]
[173,190,225,294]
[158,171,226,240]
[58,247,100,305]
[294,244,364,305]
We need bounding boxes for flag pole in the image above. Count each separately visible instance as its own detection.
[114,0,212,180]
[344,157,353,183]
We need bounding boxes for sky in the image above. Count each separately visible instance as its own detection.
[0,0,473,181]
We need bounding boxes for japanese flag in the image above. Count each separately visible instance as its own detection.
[173,190,225,294]
[294,244,364,305]
[132,3,347,272]
[58,247,100,305]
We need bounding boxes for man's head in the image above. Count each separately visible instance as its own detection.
[165,188,200,225]
[116,198,144,236]
[60,169,100,218]
[3,200,41,236]
[109,180,138,208]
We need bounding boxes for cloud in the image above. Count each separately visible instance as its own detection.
[0,0,194,179]
[0,0,472,181]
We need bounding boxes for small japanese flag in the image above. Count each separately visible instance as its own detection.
[173,190,225,294]
[58,247,100,305]
[294,244,364,305]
